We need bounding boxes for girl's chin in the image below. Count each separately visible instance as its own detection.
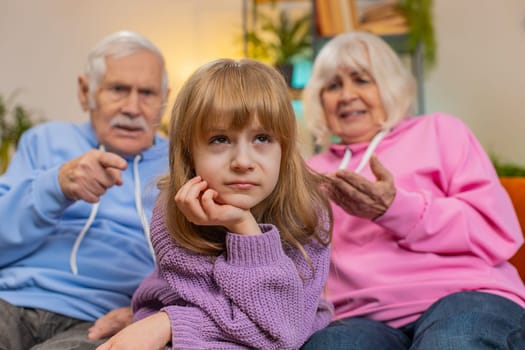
[216,195,259,211]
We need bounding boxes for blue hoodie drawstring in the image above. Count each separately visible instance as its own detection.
[132,153,155,259]
[70,145,155,275]
[69,201,99,275]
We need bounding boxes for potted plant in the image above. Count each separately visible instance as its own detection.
[492,158,525,178]
[0,94,36,174]
[245,8,312,85]
[397,0,436,66]
[492,157,525,231]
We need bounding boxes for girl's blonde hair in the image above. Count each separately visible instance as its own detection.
[303,31,417,147]
[159,58,332,256]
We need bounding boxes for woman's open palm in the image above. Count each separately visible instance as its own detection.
[324,155,396,220]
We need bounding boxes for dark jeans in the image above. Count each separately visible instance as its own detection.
[301,291,525,350]
[0,299,105,350]
[507,313,525,349]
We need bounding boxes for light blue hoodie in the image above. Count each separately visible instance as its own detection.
[0,121,168,321]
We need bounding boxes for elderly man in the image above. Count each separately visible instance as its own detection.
[0,31,169,349]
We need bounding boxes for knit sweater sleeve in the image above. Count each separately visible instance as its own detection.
[133,204,332,350]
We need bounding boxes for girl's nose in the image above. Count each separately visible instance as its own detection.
[230,146,254,171]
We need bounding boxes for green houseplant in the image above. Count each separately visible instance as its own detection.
[398,0,436,66]
[245,8,312,85]
[492,157,525,177]
[491,156,525,281]
[0,94,36,174]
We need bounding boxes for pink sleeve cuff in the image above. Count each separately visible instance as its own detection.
[375,186,427,239]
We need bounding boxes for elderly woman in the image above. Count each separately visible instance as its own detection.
[301,31,525,350]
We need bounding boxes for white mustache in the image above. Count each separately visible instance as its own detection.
[109,115,149,131]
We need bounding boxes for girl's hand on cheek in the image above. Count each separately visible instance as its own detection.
[175,176,210,224]
[200,188,260,235]
[175,177,260,234]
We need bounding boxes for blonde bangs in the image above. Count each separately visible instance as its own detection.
[188,61,297,155]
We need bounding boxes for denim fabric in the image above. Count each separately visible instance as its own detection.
[0,299,105,350]
[301,291,525,350]
[507,314,525,349]
[301,316,410,349]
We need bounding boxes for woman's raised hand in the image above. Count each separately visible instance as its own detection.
[324,155,396,220]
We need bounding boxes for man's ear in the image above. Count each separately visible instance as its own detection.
[77,75,90,111]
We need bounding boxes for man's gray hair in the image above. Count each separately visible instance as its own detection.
[84,31,168,109]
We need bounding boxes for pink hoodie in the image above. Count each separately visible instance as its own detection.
[308,113,525,327]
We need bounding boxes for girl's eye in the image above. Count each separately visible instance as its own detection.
[210,135,229,144]
[254,134,272,144]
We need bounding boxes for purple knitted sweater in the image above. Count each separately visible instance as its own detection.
[132,204,333,349]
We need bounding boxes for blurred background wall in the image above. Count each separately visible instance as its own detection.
[1,0,524,164]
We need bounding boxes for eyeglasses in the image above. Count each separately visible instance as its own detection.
[100,83,163,107]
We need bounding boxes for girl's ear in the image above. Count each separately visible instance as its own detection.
[77,75,90,111]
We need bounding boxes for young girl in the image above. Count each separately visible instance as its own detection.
[97,58,333,350]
